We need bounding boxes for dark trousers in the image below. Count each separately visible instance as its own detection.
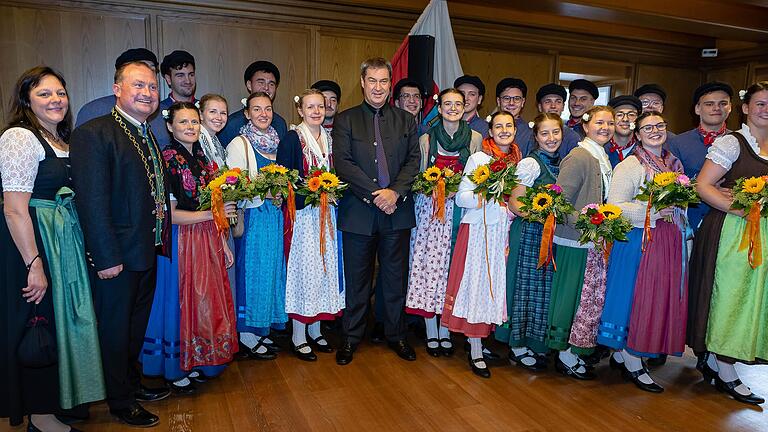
[91,267,157,410]
[342,228,410,345]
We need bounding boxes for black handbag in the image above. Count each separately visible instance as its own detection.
[17,305,58,368]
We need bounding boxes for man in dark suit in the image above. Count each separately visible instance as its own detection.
[70,61,171,428]
[332,57,421,365]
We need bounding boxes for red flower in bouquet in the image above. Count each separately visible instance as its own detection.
[490,159,507,172]
[590,212,605,225]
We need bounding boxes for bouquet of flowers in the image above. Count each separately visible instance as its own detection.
[635,172,700,211]
[412,165,462,222]
[470,156,518,206]
[730,175,768,268]
[198,167,258,233]
[575,203,633,260]
[252,163,300,221]
[296,167,349,272]
[517,183,575,269]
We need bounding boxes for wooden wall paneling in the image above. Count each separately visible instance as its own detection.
[0,4,148,125]
[635,64,703,133]
[158,16,312,126]
[751,63,768,83]
[457,48,556,121]
[705,66,749,131]
[317,30,402,112]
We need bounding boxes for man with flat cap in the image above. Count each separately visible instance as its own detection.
[604,95,642,167]
[634,83,676,139]
[312,79,341,131]
[218,60,288,146]
[76,48,159,127]
[530,82,579,157]
[455,74,488,138]
[668,81,733,231]
[496,77,532,155]
[566,79,598,139]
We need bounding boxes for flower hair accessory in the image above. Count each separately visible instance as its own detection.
[528,121,535,129]
[629,122,635,131]
[739,89,747,101]
[485,115,493,123]
[432,94,439,102]
[241,97,248,107]
[582,113,590,122]
[161,109,170,119]
[294,95,300,103]
[194,101,200,109]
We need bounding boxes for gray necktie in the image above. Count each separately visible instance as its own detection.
[374,109,390,188]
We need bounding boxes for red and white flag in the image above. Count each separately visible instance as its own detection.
[391,0,463,119]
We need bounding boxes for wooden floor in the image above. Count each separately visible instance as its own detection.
[4,336,768,432]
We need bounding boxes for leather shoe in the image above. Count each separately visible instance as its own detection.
[555,357,596,380]
[425,338,441,357]
[715,377,765,405]
[27,418,83,432]
[168,380,197,396]
[291,342,318,362]
[336,341,355,365]
[508,349,547,372]
[388,339,416,361]
[370,322,385,344]
[609,354,624,371]
[696,353,717,385]
[239,340,278,360]
[646,354,667,367]
[308,334,334,353]
[463,341,500,360]
[110,402,160,428]
[439,338,455,357]
[133,384,170,403]
[468,354,491,378]
[622,366,664,393]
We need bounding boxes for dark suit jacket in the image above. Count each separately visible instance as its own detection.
[70,110,171,272]
[332,102,420,235]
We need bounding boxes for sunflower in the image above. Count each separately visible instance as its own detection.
[307,176,322,192]
[742,176,766,194]
[532,192,553,211]
[471,165,490,184]
[598,203,622,220]
[443,167,455,178]
[261,164,275,174]
[319,171,340,189]
[208,175,226,190]
[653,172,678,187]
[272,165,288,175]
[423,166,442,182]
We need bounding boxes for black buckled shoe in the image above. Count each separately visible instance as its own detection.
[240,339,278,360]
[439,338,455,357]
[555,357,596,380]
[468,354,491,378]
[291,342,318,362]
[188,370,208,384]
[308,334,334,353]
[388,339,417,361]
[133,384,170,403]
[622,366,664,393]
[609,354,624,370]
[715,377,765,405]
[110,402,160,428]
[696,353,718,385]
[336,341,355,365]
[167,380,197,396]
[463,341,500,360]
[580,346,608,367]
[425,338,441,357]
[508,349,547,372]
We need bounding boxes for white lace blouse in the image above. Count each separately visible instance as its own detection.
[706,123,767,171]
[0,127,68,193]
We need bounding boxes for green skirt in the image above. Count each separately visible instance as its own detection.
[706,214,768,362]
[495,217,524,345]
[546,244,588,352]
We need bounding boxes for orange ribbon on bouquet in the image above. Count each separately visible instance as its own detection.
[318,191,336,273]
[286,183,297,225]
[537,212,557,271]
[432,178,446,222]
[210,187,229,234]
[738,202,763,269]
[603,240,613,264]
[641,191,654,252]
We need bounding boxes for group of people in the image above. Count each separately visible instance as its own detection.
[1,45,767,432]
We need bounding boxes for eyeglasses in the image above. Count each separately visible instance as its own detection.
[399,93,421,101]
[640,99,663,108]
[614,111,638,120]
[441,101,465,109]
[638,122,667,133]
[499,95,523,104]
